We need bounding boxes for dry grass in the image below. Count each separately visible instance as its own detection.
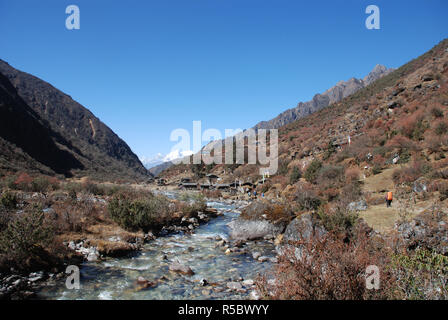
[362,167,396,193]
[359,199,437,233]
[359,205,402,233]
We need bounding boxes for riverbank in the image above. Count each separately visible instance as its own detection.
[35,197,275,300]
[1,186,250,300]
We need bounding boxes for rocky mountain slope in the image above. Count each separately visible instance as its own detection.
[253,64,393,130]
[0,73,83,175]
[0,60,149,180]
[162,38,448,193]
[158,65,393,177]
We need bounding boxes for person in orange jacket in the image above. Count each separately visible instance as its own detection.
[386,191,393,207]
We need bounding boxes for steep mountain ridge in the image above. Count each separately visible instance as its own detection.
[159,65,393,177]
[0,73,84,175]
[0,60,149,180]
[161,39,448,186]
[253,64,393,130]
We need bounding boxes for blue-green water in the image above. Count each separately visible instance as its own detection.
[37,200,275,300]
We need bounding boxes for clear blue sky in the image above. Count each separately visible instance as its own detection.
[1,0,447,161]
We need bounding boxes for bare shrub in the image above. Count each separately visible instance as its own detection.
[257,233,395,300]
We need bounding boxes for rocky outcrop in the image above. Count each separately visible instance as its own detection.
[396,213,448,255]
[348,200,368,212]
[228,218,285,241]
[282,213,327,243]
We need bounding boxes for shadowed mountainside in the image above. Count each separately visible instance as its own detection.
[0,73,84,175]
[0,60,150,181]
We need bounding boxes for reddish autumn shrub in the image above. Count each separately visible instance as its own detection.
[373,154,386,166]
[13,173,33,191]
[316,165,345,188]
[294,182,321,211]
[321,187,340,202]
[386,135,417,151]
[49,198,104,233]
[373,119,384,129]
[398,113,423,139]
[434,120,448,136]
[256,233,395,300]
[424,133,443,153]
[392,161,432,185]
[433,158,448,170]
[345,168,360,183]
[438,182,448,201]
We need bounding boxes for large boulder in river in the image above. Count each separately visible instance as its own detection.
[228,200,292,241]
[228,218,286,241]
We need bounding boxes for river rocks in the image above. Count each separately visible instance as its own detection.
[201,289,211,296]
[228,218,285,241]
[252,252,261,260]
[169,261,195,276]
[136,277,157,289]
[144,232,156,241]
[242,279,254,286]
[188,217,198,225]
[66,240,102,261]
[233,240,245,248]
[226,282,242,291]
[68,241,76,250]
[28,272,44,283]
[257,256,269,262]
[0,271,49,300]
[249,290,261,300]
[87,251,99,262]
[215,239,228,247]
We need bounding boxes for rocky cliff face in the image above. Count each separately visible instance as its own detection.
[0,60,149,180]
[253,65,393,130]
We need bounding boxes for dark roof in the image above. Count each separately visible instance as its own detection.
[215,184,231,189]
[181,182,197,186]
